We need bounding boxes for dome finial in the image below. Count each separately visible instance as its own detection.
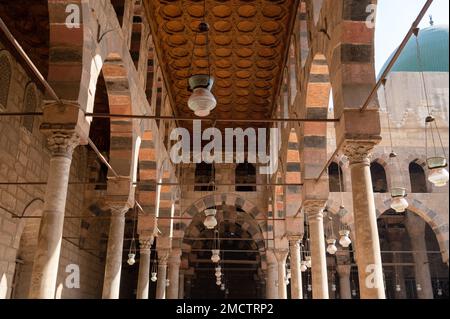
[429,15,434,26]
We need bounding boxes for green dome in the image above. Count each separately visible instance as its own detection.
[379,25,449,77]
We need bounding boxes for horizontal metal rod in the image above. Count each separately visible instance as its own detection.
[0,111,340,123]
[16,215,282,222]
[360,0,434,112]
[0,181,302,187]
[85,113,340,123]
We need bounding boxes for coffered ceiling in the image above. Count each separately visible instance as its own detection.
[144,0,299,130]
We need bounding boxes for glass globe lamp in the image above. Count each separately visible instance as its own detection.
[339,230,352,248]
[390,187,409,213]
[211,249,221,263]
[127,253,136,266]
[427,157,449,187]
[203,209,218,229]
[151,272,157,282]
[326,239,338,255]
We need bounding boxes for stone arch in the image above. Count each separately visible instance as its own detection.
[376,200,449,264]
[180,194,268,268]
[299,53,331,180]
[12,198,44,299]
[0,50,13,109]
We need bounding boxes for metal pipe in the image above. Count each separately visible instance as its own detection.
[360,0,434,112]
[0,181,303,187]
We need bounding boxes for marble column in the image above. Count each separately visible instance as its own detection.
[275,250,289,299]
[136,237,153,299]
[266,250,278,299]
[167,249,182,299]
[156,249,169,299]
[29,132,79,299]
[404,212,434,299]
[305,203,329,299]
[387,228,407,299]
[336,264,352,299]
[102,205,128,299]
[343,142,385,299]
[289,238,303,299]
[178,271,185,299]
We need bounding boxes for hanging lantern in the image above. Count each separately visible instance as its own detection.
[427,156,449,187]
[339,229,352,248]
[337,205,348,217]
[390,187,409,213]
[127,253,136,266]
[166,279,170,287]
[416,283,422,292]
[437,288,443,296]
[326,239,338,255]
[211,249,221,263]
[351,289,357,297]
[331,283,337,292]
[286,268,292,280]
[215,267,222,278]
[395,284,401,292]
[305,256,312,268]
[203,208,218,229]
[151,272,157,282]
[220,284,226,291]
[307,284,312,292]
[300,261,308,272]
[216,280,222,286]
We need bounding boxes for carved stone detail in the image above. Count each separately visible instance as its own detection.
[342,140,378,164]
[46,131,80,158]
[139,237,154,252]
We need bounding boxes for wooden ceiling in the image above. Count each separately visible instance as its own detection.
[144,0,299,130]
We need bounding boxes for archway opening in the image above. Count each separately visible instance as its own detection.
[371,162,388,193]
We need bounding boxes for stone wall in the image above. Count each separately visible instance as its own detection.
[0,42,106,299]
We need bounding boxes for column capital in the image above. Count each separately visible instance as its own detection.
[139,236,154,253]
[274,249,289,262]
[158,249,170,265]
[168,248,182,265]
[109,204,129,217]
[44,130,80,158]
[342,140,379,165]
[288,235,303,247]
[303,200,326,221]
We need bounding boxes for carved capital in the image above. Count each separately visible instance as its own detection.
[157,249,170,265]
[342,140,378,165]
[288,236,303,248]
[303,200,326,221]
[46,131,80,158]
[139,237,154,253]
[274,249,289,263]
[109,204,129,217]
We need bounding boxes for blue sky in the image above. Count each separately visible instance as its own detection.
[375,0,449,73]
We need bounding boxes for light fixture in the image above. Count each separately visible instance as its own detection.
[151,259,158,282]
[382,79,409,212]
[127,206,138,266]
[395,284,401,292]
[203,208,218,229]
[413,28,449,188]
[427,156,449,187]
[339,229,352,248]
[300,261,308,272]
[307,284,312,292]
[127,253,136,266]
[416,283,422,292]
[151,272,157,282]
[166,279,170,287]
[215,266,222,278]
[390,186,409,213]
[326,215,337,255]
[326,239,338,255]
[211,249,221,263]
[216,280,222,286]
[331,283,337,292]
[352,289,357,297]
[286,268,292,280]
[305,256,312,268]
[187,18,216,117]
[220,284,226,291]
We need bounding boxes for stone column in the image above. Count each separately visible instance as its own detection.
[275,250,289,299]
[178,271,185,299]
[387,228,407,299]
[404,212,434,299]
[167,249,182,299]
[305,203,329,299]
[336,264,352,299]
[156,249,169,299]
[102,205,128,299]
[136,237,153,299]
[266,250,278,299]
[343,142,385,299]
[289,237,303,299]
[29,131,79,299]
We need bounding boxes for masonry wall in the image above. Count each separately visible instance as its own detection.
[0,42,106,299]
